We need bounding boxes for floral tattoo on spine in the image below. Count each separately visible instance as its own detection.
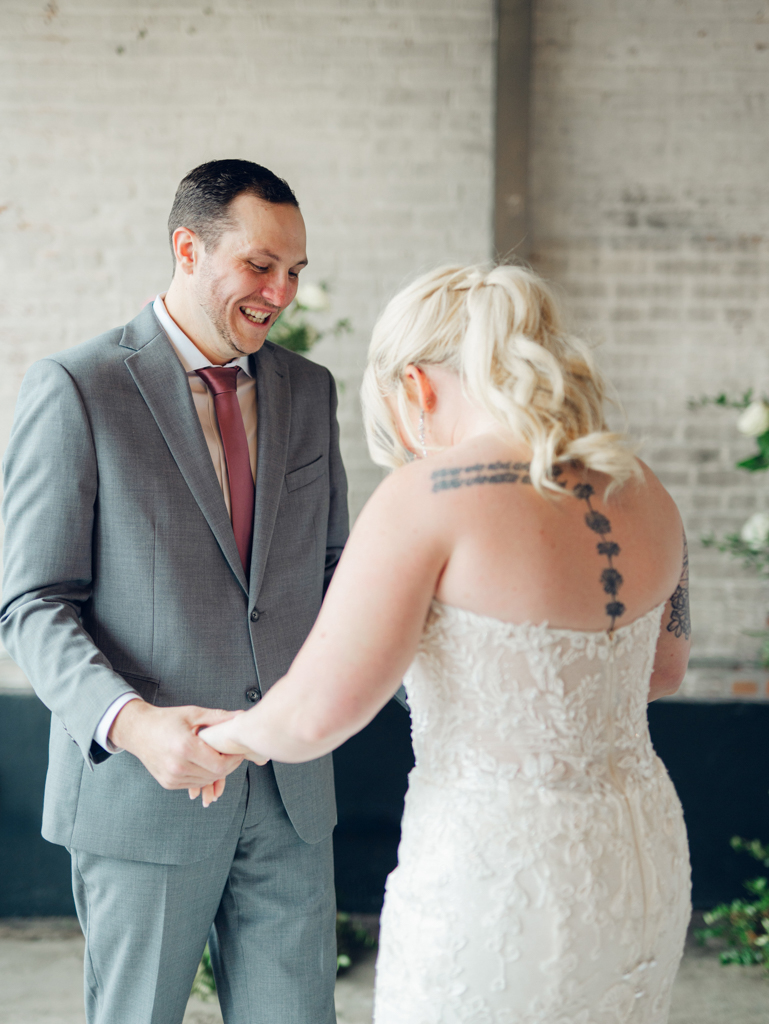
[571,481,626,634]
[666,533,691,640]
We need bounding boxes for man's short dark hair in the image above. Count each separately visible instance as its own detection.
[168,159,299,256]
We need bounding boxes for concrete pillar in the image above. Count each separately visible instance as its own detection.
[494,0,533,260]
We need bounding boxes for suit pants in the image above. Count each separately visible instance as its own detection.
[70,762,337,1024]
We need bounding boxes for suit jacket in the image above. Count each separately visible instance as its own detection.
[0,304,349,864]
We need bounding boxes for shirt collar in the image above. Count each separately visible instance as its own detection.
[153,295,253,378]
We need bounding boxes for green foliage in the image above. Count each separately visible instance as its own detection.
[738,431,769,473]
[687,390,754,411]
[190,914,378,1000]
[732,836,769,868]
[335,912,377,973]
[740,629,769,669]
[692,392,769,662]
[191,944,216,1000]
[267,315,319,354]
[267,283,352,354]
[689,389,769,471]
[701,533,769,578]
[695,837,769,971]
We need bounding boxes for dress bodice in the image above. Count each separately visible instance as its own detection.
[377,599,690,1024]
[403,599,666,794]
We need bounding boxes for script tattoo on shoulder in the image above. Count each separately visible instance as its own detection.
[431,461,532,492]
[666,533,691,641]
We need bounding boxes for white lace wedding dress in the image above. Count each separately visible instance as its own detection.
[374,600,691,1024]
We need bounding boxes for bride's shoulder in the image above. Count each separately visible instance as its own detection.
[358,450,464,527]
[369,447,483,501]
[365,455,437,512]
[613,457,680,522]
[347,455,458,559]
[365,443,527,524]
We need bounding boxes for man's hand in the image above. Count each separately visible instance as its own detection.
[109,700,244,791]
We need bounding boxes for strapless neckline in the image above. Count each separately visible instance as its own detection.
[430,597,667,640]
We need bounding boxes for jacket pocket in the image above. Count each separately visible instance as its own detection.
[285,454,325,493]
[116,671,159,705]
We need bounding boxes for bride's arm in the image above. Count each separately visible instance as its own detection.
[648,532,691,702]
[201,462,448,763]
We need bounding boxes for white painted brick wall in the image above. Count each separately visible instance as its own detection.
[530,0,769,663]
[7,0,765,671]
[0,0,494,533]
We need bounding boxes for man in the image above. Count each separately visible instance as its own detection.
[1,159,348,1024]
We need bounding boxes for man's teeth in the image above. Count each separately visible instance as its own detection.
[241,307,270,324]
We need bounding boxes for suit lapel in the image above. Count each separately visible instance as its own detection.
[121,309,249,595]
[249,343,291,601]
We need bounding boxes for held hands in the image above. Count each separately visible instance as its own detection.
[191,718,270,806]
[108,701,246,808]
[198,718,270,766]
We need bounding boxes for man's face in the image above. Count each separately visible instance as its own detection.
[193,194,307,359]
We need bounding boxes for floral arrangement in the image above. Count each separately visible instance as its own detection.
[690,391,769,661]
[335,912,378,972]
[267,281,351,354]
[698,393,769,568]
[696,836,769,970]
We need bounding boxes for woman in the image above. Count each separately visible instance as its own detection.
[200,264,691,1023]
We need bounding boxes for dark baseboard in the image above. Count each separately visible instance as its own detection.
[2,694,767,916]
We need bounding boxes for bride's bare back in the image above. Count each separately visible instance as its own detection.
[429,435,684,635]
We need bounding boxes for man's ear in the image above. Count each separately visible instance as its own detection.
[171,227,200,276]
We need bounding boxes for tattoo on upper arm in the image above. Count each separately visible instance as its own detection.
[666,534,691,640]
[431,463,627,634]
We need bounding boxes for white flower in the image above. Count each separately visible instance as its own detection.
[740,512,769,551]
[295,282,329,312]
[737,400,769,437]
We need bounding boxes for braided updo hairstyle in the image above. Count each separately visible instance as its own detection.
[361,263,641,496]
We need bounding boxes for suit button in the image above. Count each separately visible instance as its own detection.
[246,688,260,703]
[250,609,260,621]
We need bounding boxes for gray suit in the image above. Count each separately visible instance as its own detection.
[1,304,349,1022]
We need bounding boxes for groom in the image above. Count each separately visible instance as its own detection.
[1,160,348,1023]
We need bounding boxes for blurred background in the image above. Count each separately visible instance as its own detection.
[1,0,768,953]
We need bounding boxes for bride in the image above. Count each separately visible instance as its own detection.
[200,263,691,1023]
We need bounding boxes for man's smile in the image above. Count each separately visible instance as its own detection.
[240,305,274,326]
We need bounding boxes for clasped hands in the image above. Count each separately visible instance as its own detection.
[108,700,267,809]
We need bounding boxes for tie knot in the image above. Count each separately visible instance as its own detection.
[196,366,240,395]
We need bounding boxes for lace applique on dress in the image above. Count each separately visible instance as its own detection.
[373,602,691,1024]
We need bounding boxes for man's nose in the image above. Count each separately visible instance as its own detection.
[260,271,293,308]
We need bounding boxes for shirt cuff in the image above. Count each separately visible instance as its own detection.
[94,693,143,753]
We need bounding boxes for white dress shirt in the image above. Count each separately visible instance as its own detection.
[94,295,258,752]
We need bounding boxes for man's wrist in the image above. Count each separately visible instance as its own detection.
[96,693,142,753]
[108,697,149,752]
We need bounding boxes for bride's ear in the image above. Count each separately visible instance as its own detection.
[403,364,437,413]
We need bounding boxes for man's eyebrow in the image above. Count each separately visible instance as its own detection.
[251,248,308,268]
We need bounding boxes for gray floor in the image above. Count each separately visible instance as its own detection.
[0,916,766,1023]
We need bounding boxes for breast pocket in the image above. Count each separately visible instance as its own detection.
[285,454,326,493]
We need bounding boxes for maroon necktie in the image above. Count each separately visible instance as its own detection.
[196,366,255,575]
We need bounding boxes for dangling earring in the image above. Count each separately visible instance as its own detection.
[418,409,427,458]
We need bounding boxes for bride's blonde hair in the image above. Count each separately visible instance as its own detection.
[361,263,641,496]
